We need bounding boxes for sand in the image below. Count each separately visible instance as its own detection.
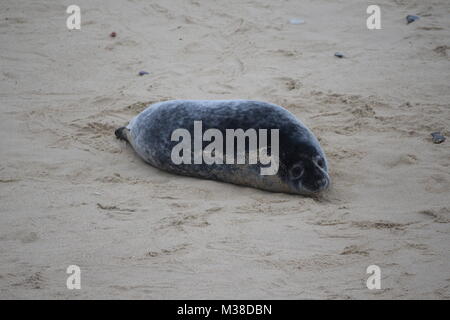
[0,0,449,299]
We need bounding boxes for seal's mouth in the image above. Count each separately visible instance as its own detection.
[298,174,330,195]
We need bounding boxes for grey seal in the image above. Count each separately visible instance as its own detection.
[115,100,330,195]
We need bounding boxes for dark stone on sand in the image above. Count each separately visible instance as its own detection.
[406,15,420,24]
[431,132,445,144]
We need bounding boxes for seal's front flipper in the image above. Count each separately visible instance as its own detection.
[115,126,130,143]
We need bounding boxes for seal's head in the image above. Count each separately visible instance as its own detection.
[289,155,329,194]
[284,144,330,195]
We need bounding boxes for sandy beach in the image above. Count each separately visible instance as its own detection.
[0,0,449,299]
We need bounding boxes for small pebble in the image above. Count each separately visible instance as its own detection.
[110,32,117,38]
[334,52,344,58]
[138,71,149,76]
[431,132,445,144]
[289,18,305,25]
[406,15,420,24]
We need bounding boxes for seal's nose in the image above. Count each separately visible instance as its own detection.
[313,177,329,192]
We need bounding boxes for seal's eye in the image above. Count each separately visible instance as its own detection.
[290,165,304,179]
[317,158,325,168]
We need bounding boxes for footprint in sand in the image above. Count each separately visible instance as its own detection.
[385,154,418,168]
[418,207,450,223]
[97,203,136,221]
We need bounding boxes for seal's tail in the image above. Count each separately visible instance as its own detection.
[115,126,129,143]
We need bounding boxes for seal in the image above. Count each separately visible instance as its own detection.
[115,100,330,195]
